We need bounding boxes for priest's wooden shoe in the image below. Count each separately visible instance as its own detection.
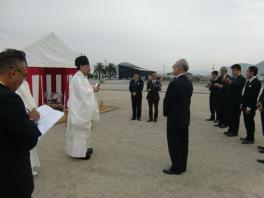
[87,148,93,154]
[163,168,182,175]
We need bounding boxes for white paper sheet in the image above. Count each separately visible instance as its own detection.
[37,105,64,135]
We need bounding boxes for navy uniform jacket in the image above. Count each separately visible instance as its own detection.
[242,77,262,111]
[146,80,161,101]
[227,75,246,106]
[129,79,144,96]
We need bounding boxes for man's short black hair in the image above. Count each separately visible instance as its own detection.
[248,66,258,76]
[133,71,139,75]
[75,56,89,70]
[231,64,241,71]
[212,71,218,75]
[0,49,27,74]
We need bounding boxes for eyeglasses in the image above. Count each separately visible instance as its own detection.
[9,66,28,79]
[15,68,28,78]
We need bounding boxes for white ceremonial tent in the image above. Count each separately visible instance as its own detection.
[0,33,78,106]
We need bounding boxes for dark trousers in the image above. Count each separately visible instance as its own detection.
[209,94,217,120]
[1,192,31,198]
[148,99,159,120]
[261,111,264,136]
[167,127,189,172]
[243,110,256,141]
[228,103,241,135]
[218,98,228,126]
[131,95,142,119]
[215,96,221,121]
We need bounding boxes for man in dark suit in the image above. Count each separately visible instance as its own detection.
[214,67,230,128]
[257,89,264,163]
[241,66,261,144]
[163,59,193,175]
[206,71,219,121]
[129,72,144,121]
[224,64,246,137]
[147,72,161,123]
[0,49,42,198]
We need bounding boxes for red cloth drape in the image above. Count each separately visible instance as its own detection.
[26,67,77,106]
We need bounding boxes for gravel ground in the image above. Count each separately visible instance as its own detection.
[33,85,264,198]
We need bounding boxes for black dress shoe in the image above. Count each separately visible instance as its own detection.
[258,146,264,150]
[163,168,182,175]
[240,137,248,141]
[154,119,157,123]
[224,131,230,135]
[137,118,141,121]
[242,140,254,144]
[258,149,264,153]
[257,159,264,164]
[147,119,153,122]
[130,118,136,121]
[227,133,238,137]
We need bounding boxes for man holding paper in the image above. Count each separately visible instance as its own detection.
[0,49,42,198]
[65,56,100,160]
[16,80,41,176]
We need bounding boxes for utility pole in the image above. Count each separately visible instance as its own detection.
[163,65,166,75]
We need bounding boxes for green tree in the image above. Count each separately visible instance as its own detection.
[105,63,116,79]
[94,62,105,80]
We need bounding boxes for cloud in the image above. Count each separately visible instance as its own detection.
[0,0,264,72]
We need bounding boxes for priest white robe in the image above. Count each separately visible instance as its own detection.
[65,71,99,157]
[16,80,40,168]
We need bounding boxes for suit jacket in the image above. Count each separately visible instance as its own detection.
[129,79,144,96]
[258,88,264,106]
[242,77,262,111]
[227,75,246,106]
[220,74,231,97]
[146,80,161,101]
[211,77,222,97]
[0,84,41,197]
[163,75,193,129]
[209,78,220,97]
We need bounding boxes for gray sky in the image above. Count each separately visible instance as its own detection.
[0,0,264,73]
